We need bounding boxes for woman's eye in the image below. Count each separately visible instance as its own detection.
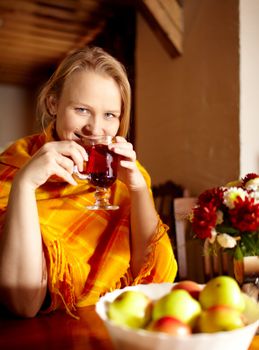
[75,108,90,115]
[105,113,117,119]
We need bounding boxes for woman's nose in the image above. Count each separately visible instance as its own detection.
[84,116,103,135]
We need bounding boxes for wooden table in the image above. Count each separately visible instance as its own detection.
[0,306,112,350]
[0,306,258,350]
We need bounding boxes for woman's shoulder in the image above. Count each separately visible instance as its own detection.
[0,131,45,168]
[1,121,54,155]
[1,131,44,153]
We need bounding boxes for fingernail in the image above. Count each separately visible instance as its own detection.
[71,178,78,186]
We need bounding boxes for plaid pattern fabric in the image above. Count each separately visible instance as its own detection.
[0,125,177,316]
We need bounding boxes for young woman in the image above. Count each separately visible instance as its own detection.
[0,46,177,318]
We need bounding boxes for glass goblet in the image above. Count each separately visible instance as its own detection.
[74,134,119,210]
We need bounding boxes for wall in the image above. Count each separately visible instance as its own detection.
[135,0,240,195]
[0,84,35,151]
[1,0,257,195]
[240,0,259,175]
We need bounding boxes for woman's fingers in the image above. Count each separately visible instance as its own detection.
[108,137,147,190]
[109,138,136,162]
[114,136,127,143]
[19,140,88,188]
[52,162,78,186]
[119,160,137,170]
[43,141,87,172]
[114,147,136,162]
[55,153,76,174]
[44,141,88,183]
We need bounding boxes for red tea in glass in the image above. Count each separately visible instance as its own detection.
[84,144,118,188]
[74,134,119,210]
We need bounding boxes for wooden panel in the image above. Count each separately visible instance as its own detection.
[139,0,184,56]
[0,0,184,86]
[0,0,112,86]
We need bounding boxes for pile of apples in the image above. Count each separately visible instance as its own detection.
[107,276,259,336]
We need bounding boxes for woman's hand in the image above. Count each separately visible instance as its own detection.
[15,141,87,190]
[109,136,146,191]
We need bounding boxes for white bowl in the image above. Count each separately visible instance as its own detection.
[96,283,259,350]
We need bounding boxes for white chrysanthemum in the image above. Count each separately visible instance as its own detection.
[245,177,259,191]
[249,191,259,202]
[217,233,237,249]
[244,178,259,202]
[223,187,247,209]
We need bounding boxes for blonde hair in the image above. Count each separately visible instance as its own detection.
[37,46,131,137]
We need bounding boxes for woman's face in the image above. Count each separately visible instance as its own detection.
[52,70,121,141]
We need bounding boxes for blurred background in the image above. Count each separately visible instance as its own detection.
[0,0,259,196]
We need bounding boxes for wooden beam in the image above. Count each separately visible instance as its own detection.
[138,0,184,57]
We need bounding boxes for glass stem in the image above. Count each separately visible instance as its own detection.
[94,187,111,207]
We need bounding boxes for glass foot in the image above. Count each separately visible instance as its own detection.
[86,204,119,210]
[86,187,119,210]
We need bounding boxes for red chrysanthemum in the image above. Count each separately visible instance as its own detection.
[191,203,218,239]
[242,173,259,186]
[197,187,225,208]
[229,196,259,232]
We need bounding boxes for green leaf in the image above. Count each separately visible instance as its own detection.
[240,234,259,256]
[216,224,240,235]
[234,245,243,260]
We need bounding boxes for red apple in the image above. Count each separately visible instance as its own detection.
[147,316,191,336]
[172,280,203,300]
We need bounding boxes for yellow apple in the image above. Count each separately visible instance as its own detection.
[199,276,245,312]
[198,305,244,333]
[242,292,259,324]
[107,290,152,329]
[152,289,201,327]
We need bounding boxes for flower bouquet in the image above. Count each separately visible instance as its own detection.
[190,173,259,284]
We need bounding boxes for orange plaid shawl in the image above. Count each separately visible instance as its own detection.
[0,126,177,316]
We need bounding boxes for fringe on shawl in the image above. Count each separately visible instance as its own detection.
[132,217,171,285]
[97,270,132,300]
[96,216,171,299]
[43,239,79,319]
[96,216,174,300]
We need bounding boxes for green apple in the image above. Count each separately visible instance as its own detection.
[172,280,203,300]
[242,292,259,324]
[107,290,152,329]
[146,316,191,336]
[199,276,245,312]
[198,305,244,333]
[152,289,201,327]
